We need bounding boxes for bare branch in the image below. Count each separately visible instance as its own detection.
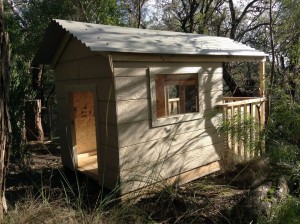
[7,0,27,27]
[236,0,259,24]
[237,22,269,42]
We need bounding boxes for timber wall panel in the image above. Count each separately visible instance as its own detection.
[117,115,222,148]
[98,143,120,189]
[114,76,148,100]
[97,101,117,124]
[98,122,119,148]
[55,40,119,189]
[116,99,150,124]
[59,39,99,63]
[114,62,223,70]
[121,143,223,179]
[119,127,223,169]
[120,142,224,193]
[79,78,115,100]
[56,56,112,80]
[56,79,116,101]
[200,90,223,111]
[56,99,75,169]
[199,70,223,92]
[55,62,80,81]
[114,61,224,193]
[114,67,148,77]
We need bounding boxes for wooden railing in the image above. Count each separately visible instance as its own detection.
[219,97,266,162]
[167,98,180,115]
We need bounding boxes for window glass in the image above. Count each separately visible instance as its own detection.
[155,74,198,118]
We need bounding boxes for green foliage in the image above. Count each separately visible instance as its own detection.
[259,198,300,224]
[269,88,300,143]
[219,113,265,156]
[267,86,300,164]
[268,143,299,165]
[274,198,300,224]
[5,0,124,164]
[67,0,124,25]
[290,162,300,197]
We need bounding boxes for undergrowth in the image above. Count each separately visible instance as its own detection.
[259,197,300,224]
[4,197,91,224]
[3,170,246,224]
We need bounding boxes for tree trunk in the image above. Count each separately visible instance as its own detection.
[29,65,44,141]
[25,100,44,141]
[266,0,275,124]
[0,0,11,221]
[223,63,248,97]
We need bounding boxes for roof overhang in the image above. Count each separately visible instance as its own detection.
[109,52,266,63]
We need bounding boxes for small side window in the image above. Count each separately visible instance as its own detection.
[155,74,198,118]
[149,67,202,127]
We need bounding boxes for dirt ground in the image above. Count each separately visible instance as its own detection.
[5,141,288,223]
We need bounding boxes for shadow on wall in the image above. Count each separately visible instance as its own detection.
[113,65,224,193]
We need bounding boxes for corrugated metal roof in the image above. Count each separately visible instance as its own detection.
[33,19,267,65]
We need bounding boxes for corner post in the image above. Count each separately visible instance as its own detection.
[259,60,265,97]
[259,60,266,154]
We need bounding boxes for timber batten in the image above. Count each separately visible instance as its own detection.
[33,19,267,195]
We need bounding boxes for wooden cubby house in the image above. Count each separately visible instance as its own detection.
[33,20,267,195]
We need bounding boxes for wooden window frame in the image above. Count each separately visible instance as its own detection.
[149,67,203,127]
[155,74,198,117]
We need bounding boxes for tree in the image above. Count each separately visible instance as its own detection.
[160,0,225,33]
[266,0,300,149]
[119,0,150,28]
[5,0,126,160]
[0,0,11,221]
[157,0,270,96]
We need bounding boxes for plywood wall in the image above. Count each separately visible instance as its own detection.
[114,62,224,194]
[72,91,96,154]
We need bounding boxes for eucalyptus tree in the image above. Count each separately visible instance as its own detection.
[159,0,226,33]
[266,0,300,153]
[119,0,150,28]
[0,0,11,221]
[271,0,300,90]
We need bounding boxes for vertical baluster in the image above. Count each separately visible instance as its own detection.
[260,99,265,154]
[255,103,260,157]
[251,103,256,158]
[245,103,251,160]
[228,106,233,158]
[231,105,236,156]
[236,105,241,158]
[223,105,228,163]
[243,103,247,161]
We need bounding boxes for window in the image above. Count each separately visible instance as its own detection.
[155,74,198,118]
[149,67,202,127]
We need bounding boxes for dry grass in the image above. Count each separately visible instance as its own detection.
[5,198,91,224]
[4,142,295,224]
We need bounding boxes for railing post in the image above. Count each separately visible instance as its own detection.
[259,60,266,154]
[259,61,266,97]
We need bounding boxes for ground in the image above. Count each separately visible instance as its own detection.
[4,141,292,223]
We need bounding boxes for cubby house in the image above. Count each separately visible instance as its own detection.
[33,20,267,194]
